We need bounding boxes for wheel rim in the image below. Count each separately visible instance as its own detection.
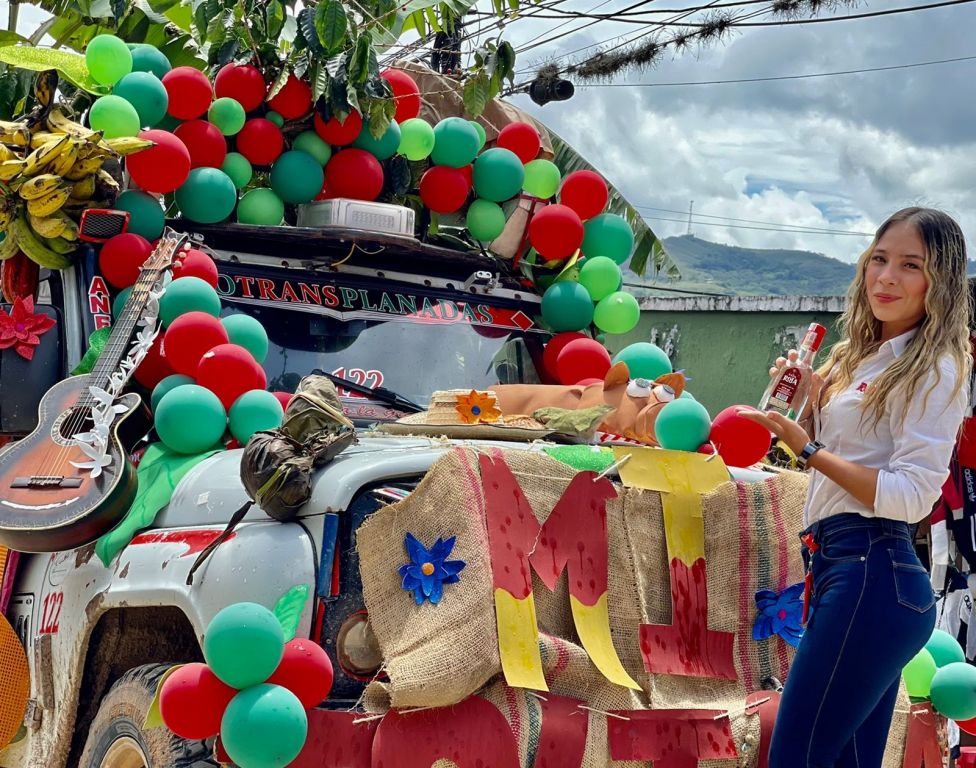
[100,736,149,768]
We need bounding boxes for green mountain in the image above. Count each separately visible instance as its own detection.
[629,235,855,296]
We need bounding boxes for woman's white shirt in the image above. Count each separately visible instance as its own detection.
[804,328,968,526]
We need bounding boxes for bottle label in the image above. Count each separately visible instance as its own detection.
[769,367,802,411]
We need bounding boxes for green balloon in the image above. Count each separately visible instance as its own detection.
[112,72,168,128]
[579,256,621,301]
[238,188,285,226]
[926,628,966,667]
[470,120,487,150]
[159,276,221,327]
[930,662,976,720]
[88,95,140,139]
[229,390,284,443]
[431,117,480,168]
[903,648,938,698]
[353,119,401,161]
[130,44,171,79]
[221,684,308,768]
[270,150,325,204]
[466,199,506,242]
[221,313,269,363]
[593,291,640,335]
[114,190,164,240]
[175,168,237,224]
[151,373,194,412]
[613,342,672,380]
[208,97,246,136]
[112,286,132,319]
[655,398,712,452]
[86,34,132,86]
[265,111,285,127]
[397,118,435,161]
[473,148,525,203]
[155,384,227,454]
[541,281,594,333]
[522,159,561,200]
[582,214,635,265]
[292,130,332,165]
[221,152,253,190]
[204,603,285,689]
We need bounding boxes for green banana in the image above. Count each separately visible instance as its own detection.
[12,214,71,268]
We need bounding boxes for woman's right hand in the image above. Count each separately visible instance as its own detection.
[769,349,799,379]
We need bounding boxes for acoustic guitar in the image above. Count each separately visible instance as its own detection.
[0,231,189,553]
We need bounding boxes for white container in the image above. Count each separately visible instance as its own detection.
[296,199,416,237]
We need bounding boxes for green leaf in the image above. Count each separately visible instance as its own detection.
[310,61,329,103]
[0,46,105,94]
[193,1,209,41]
[496,40,515,87]
[267,65,290,100]
[386,154,411,197]
[367,98,389,138]
[273,584,310,642]
[0,31,30,47]
[423,6,440,32]
[265,0,285,38]
[345,80,360,113]
[281,12,298,44]
[215,37,239,66]
[296,7,323,54]
[205,10,229,50]
[347,32,370,85]
[462,71,489,117]
[315,0,347,56]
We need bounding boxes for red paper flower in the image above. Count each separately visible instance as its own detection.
[0,297,56,361]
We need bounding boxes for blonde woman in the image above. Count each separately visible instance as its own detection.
[739,208,972,767]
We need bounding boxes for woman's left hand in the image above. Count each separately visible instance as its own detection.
[736,407,811,455]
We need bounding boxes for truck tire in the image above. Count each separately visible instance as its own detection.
[78,664,218,768]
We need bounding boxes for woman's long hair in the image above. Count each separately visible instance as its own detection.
[818,207,972,429]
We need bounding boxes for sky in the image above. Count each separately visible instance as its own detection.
[497,0,976,261]
[5,0,976,262]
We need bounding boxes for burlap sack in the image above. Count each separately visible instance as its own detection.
[356,448,911,766]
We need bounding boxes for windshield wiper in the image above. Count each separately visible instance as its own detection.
[313,369,425,414]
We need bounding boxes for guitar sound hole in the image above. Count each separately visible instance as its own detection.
[58,407,94,441]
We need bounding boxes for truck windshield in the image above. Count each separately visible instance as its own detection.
[217,278,547,420]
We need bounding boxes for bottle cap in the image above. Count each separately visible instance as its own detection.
[803,323,827,352]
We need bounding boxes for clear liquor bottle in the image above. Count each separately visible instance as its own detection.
[758,323,827,419]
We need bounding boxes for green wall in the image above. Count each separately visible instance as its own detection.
[615,306,844,418]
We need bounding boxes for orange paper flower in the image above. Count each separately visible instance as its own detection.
[455,390,502,424]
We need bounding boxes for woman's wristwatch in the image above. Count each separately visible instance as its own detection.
[796,440,825,470]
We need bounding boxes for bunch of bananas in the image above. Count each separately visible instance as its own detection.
[0,105,153,269]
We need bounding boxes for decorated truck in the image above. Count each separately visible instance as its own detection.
[0,32,950,768]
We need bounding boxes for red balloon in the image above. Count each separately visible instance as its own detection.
[126,129,191,194]
[542,331,587,380]
[162,66,213,120]
[236,118,284,166]
[164,312,230,377]
[173,248,218,287]
[266,74,312,120]
[133,335,174,389]
[314,110,363,146]
[458,164,473,187]
[174,120,227,169]
[559,170,609,221]
[958,715,976,735]
[266,638,335,709]
[159,663,237,740]
[419,165,469,213]
[272,391,294,411]
[99,233,152,289]
[556,338,611,385]
[528,204,584,261]
[325,149,384,201]
[196,343,267,410]
[214,63,266,112]
[380,69,421,123]
[709,405,773,468]
[497,122,541,164]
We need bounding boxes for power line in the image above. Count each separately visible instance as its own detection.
[675,0,976,25]
[641,213,874,236]
[472,0,770,20]
[634,205,875,235]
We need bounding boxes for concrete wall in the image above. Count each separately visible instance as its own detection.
[619,295,847,418]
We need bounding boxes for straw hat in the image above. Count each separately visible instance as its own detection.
[378,389,557,441]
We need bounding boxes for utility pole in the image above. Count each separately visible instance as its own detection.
[686,200,694,235]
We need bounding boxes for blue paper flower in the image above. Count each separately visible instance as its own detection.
[753,583,805,647]
[398,532,466,606]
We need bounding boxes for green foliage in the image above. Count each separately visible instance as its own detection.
[273,584,310,642]
[0,45,105,93]
[462,39,514,118]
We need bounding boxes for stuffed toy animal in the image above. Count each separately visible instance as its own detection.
[493,362,685,445]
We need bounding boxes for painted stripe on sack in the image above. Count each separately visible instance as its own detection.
[736,481,757,690]
[752,483,773,686]
[505,685,523,743]
[769,479,793,676]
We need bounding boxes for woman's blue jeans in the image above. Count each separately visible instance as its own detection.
[768,514,936,768]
